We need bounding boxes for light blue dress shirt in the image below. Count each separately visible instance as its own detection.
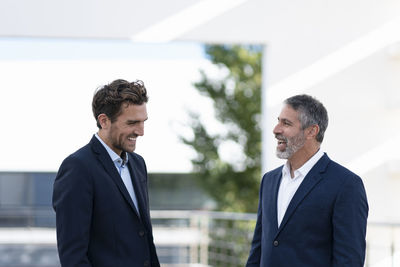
[95,134,140,215]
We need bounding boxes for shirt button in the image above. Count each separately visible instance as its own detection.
[139,230,145,237]
[143,260,150,266]
[273,240,279,247]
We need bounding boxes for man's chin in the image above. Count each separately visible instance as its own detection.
[123,146,136,153]
[276,150,290,159]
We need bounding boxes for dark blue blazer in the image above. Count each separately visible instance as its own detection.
[53,136,160,267]
[246,153,368,267]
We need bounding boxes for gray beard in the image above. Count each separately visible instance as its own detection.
[276,132,305,159]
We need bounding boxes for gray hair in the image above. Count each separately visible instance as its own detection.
[284,94,328,143]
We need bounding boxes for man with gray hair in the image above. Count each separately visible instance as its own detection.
[246,94,368,267]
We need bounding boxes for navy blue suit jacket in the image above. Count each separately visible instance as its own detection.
[53,136,160,267]
[246,154,368,267]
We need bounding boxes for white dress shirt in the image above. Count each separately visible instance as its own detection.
[277,149,324,227]
[95,134,140,214]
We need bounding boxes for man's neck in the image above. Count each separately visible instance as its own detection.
[288,145,320,177]
[97,131,122,156]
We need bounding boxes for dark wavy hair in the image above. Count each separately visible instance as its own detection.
[284,94,328,143]
[92,79,148,129]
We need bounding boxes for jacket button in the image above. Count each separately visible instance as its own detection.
[273,240,279,246]
[143,260,150,266]
[139,230,145,237]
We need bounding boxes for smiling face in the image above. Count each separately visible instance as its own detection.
[98,103,148,156]
[273,105,306,160]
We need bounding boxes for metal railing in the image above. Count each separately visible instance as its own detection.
[366,222,400,267]
[0,209,399,267]
[151,210,256,267]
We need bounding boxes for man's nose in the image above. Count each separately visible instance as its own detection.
[273,123,282,135]
[272,123,283,135]
[136,122,145,136]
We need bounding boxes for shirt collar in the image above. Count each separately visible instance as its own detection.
[95,133,129,165]
[282,149,324,178]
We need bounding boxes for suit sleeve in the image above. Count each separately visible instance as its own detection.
[246,176,265,267]
[52,156,93,267]
[332,175,368,267]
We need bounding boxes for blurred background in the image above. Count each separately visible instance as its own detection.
[1,0,400,266]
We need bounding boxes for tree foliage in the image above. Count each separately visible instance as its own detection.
[181,45,262,212]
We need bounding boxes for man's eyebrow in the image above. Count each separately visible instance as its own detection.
[278,117,293,125]
[127,117,148,123]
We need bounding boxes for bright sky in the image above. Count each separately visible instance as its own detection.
[0,38,225,173]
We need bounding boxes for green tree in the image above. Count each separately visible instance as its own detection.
[181,45,262,212]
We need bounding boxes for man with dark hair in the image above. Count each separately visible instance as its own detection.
[246,94,368,267]
[53,79,160,267]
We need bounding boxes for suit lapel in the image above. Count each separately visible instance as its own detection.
[275,154,330,238]
[90,136,141,218]
[127,157,148,222]
[269,170,282,232]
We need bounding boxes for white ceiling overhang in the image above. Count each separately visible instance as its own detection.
[2,0,400,89]
[1,0,399,44]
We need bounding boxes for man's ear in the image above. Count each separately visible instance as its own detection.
[307,124,320,140]
[98,114,110,129]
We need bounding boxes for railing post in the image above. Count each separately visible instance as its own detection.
[190,214,199,265]
[391,226,395,267]
[199,213,209,266]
